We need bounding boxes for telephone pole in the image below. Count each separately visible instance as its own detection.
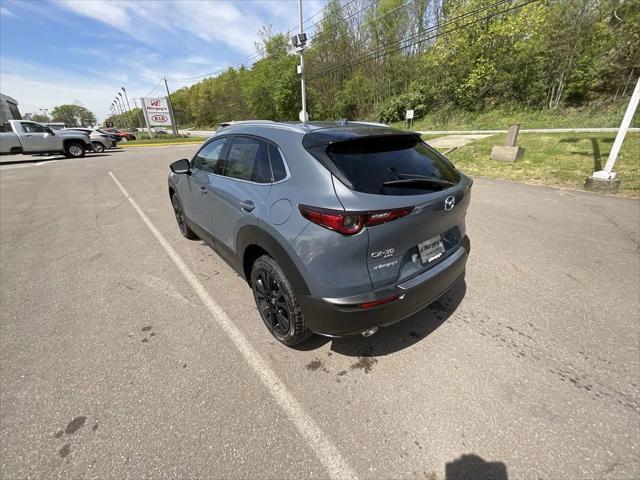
[164,77,178,135]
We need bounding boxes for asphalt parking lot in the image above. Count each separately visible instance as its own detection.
[1,146,638,479]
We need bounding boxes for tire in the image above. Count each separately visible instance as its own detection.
[171,193,198,240]
[120,136,128,143]
[64,141,86,158]
[91,141,105,153]
[251,255,311,346]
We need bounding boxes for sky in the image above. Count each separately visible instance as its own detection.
[0,0,324,122]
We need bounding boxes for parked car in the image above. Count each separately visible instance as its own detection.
[0,120,92,157]
[167,120,471,346]
[94,129,120,145]
[101,127,136,142]
[64,127,113,152]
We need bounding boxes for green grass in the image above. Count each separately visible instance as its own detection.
[438,132,640,196]
[394,101,638,131]
[123,135,206,145]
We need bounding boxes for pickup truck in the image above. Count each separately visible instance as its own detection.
[0,120,92,157]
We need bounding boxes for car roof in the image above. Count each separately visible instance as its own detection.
[218,120,416,147]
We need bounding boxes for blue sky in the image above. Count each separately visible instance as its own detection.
[0,0,324,122]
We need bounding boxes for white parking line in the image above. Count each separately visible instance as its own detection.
[108,172,358,480]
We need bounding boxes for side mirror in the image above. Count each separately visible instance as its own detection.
[46,128,55,136]
[170,158,191,174]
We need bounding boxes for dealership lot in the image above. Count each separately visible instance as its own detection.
[1,146,638,479]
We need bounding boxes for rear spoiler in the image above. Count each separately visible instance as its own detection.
[302,128,419,149]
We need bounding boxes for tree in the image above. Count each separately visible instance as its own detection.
[30,114,49,123]
[50,104,96,127]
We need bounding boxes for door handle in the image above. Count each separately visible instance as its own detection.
[200,186,207,195]
[239,200,255,212]
[25,134,33,137]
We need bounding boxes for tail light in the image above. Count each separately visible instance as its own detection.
[299,205,414,236]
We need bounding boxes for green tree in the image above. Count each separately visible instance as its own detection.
[30,114,49,123]
[51,104,97,127]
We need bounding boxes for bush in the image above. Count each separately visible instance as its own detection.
[375,91,426,123]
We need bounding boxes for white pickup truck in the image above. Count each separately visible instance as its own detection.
[0,120,92,157]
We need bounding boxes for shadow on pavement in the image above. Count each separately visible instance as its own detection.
[0,153,112,165]
[295,276,466,356]
[445,453,508,480]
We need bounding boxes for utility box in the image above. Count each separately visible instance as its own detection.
[491,124,525,162]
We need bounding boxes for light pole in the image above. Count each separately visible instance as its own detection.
[132,98,145,131]
[39,108,49,122]
[117,93,130,130]
[122,87,135,129]
[291,0,308,122]
[115,96,129,130]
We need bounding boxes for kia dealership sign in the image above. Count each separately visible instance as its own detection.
[141,97,172,127]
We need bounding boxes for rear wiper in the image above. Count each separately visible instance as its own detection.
[382,178,454,189]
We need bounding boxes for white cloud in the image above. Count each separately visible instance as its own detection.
[0,6,15,17]
[53,0,313,55]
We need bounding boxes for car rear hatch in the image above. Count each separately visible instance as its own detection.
[304,130,471,289]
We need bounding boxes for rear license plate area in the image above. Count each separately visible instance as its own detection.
[418,235,446,265]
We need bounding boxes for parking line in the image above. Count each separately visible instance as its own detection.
[108,172,358,480]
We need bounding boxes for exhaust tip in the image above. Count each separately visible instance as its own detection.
[361,326,379,337]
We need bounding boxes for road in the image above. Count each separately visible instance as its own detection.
[1,146,638,479]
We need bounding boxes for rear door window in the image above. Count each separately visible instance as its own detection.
[327,136,460,195]
[224,137,271,183]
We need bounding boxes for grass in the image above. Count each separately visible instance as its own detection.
[123,136,206,146]
[394,101,639,131]
[436,131,640,196]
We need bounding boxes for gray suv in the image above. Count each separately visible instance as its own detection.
[168,121,471,346]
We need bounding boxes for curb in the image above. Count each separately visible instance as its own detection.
[121,141,204,148]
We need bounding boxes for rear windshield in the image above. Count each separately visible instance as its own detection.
[327,136,460,195]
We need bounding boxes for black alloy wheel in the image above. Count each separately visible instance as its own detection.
[171,193,197,239]
[250,255,310,346]
[254,268,292,338]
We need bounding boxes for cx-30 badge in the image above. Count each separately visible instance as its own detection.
[444,196,456,211]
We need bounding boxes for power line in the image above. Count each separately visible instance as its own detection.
[164,0,352,83]
[143,78,164,98]
[308,0,535,81]
[163,0,364,85]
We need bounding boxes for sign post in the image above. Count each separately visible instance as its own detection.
[405,109,414,130]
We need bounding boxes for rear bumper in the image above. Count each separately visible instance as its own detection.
[298,236,469,336]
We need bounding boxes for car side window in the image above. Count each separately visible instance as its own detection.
[224,137,271,183]
[268,144,287,182]
[192,138,227,174]
[22,123,48,133]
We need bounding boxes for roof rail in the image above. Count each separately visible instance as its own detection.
[219,120,307,134]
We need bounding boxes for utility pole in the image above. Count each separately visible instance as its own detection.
[587,77,640,191]
[297,0,308,123]
[164,77,178,135]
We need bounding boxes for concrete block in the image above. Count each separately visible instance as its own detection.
[491,146,524,162]
[584,175,620,192]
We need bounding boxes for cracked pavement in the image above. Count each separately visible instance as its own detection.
[1,147,638,479]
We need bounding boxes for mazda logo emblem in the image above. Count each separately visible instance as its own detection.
[444,196,456,211]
